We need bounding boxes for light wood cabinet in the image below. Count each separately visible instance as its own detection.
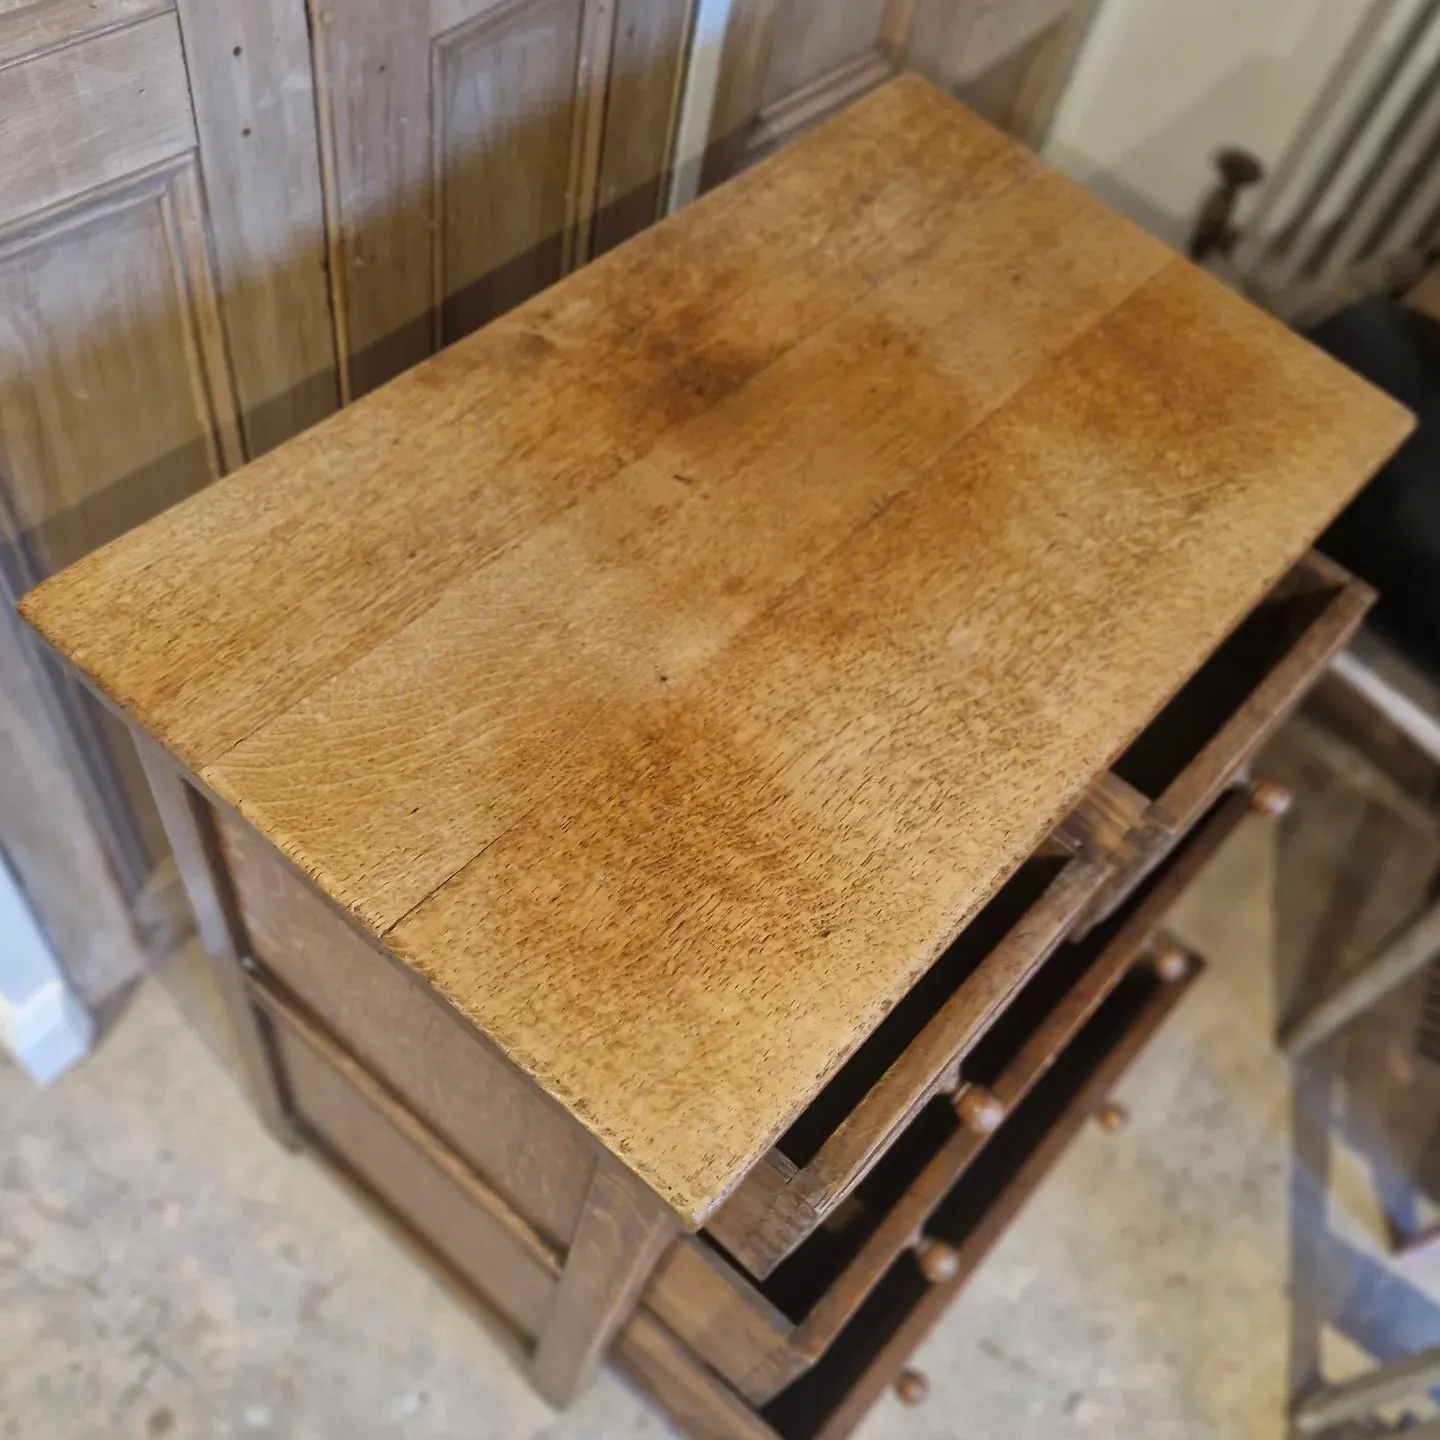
[20,79,1409,1433]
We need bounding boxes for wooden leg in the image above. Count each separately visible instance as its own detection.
[1291,1341,1440,1435]
[1279,894,1440,1055]
[135,737,299,1149]
[530,1154,678,1407]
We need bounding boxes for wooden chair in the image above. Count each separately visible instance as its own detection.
[1279,632,1440,1055]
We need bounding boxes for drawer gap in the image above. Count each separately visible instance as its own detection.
[1112,573,1341,800]
[931,968,1159,1243]
[741,800,1214,1324]
[759,966,1166,1440]
[762,1260,925,1440]
[752,1095,958,1322]
[777,852,1071,1169]
[958,799,1211,1085]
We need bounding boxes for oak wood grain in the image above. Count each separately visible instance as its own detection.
[204,161,1164,930]
[734,794,1248,1402]
[788,854,1105,1207]
[711,587,1319,1279]
[380,256,1410,1220]
[708,846,1106,1277]
[22,79,1414,1224]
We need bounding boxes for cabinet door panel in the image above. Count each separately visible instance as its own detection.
[0,162,241,573]
[592,0,690,255]
[0,0,334,1000]
[758,0,891,111]
[312,0,608,397]
[0,11,247,891]
[312,0,689,397]
[174,0,340,456]
[436,0,589,343]
[0,0,166,66]
[0,13,194,218]
[704,0,907,181]
[702,0,1084,186]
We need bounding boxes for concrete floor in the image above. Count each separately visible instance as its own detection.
[5,724,1440,1440]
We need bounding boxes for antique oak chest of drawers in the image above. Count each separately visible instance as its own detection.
[22,77,1411,1439]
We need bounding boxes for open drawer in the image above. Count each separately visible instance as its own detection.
[704,839,1110,1280]
[1063,550,1371,931]
[650,790,1243,1404]
[760,956,1199,1440]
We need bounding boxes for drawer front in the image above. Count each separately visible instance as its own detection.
[1074,551,1371,928]
[645,1237,793,1394]
[616,1313,781,1440]
[254,978,560,1342]
[656,793,1240,1403]
[707,845,1108,1278]
[215,808,596,1247]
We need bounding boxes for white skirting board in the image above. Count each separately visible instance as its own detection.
[0,851,92,1084]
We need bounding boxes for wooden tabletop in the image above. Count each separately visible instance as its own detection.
[23,77,1411,1223]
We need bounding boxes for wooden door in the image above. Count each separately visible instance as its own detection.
[307,0,693,398]
[1,0,695,1011]
[0,0,335,1003]
[700,0,1082,187]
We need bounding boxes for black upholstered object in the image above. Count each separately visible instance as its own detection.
[1308,298,1440,675]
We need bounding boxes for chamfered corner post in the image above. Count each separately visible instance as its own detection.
[134,735,300,1151]
[530,1153,681,1407]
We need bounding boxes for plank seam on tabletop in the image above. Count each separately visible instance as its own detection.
[370,238,1172,942]
[383,260,1263,1219]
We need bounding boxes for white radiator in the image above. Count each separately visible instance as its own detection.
[1237,0,1440,293]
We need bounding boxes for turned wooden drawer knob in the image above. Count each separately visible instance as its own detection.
[915,1236,960,1284]
[1097,1101,1129,1133]
[1151,942,1190,983]
[1248,779,1291,817]
[954,1084,1005,1135]
[895,1369,930,1406]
